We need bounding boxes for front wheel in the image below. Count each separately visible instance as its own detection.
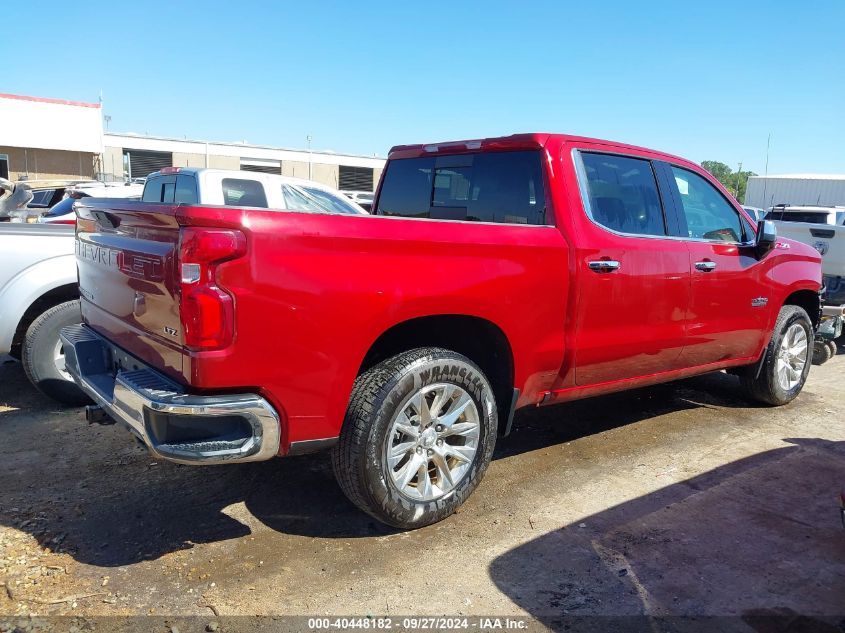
[740,305,813,405]
[332,347,498,529]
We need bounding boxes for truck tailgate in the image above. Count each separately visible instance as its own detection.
[75,200,185,381]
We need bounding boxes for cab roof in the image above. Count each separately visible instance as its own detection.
[387,133,691,166]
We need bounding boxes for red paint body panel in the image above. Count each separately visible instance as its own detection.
[73,133,822,455]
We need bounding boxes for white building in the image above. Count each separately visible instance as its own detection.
[0,93,103,181]
[745,174,845,209]
[0,92,386,192]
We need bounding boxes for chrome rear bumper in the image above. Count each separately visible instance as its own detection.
[60,324,280,465]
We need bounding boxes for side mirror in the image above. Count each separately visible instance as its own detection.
[756,219,777,257]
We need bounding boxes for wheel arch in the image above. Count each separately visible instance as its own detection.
[7,283,80,357]
[358,314,516,435]
[783,288,820,328]
[0,252,79,355]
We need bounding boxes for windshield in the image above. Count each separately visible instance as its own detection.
[283,185,366,215]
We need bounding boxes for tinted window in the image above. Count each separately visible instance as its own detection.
[580,153,666,236]
[142,176,176,203]
[376,150,546,225]
[764,210,830,224]
[222,178,267,208]
[174,175,198,204]
[672,167,746,242]
[376,157,434,218]
[29,190,55,207]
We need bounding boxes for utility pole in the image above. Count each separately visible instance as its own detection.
[736,162,743,200]
[307,135,313,180]
[763,134,771,208]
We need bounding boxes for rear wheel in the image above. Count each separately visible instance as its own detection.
[22,300,91,406]
[332,347,497,529]
[740,305,813,405]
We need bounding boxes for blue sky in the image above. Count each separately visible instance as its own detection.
[2,1,843,174]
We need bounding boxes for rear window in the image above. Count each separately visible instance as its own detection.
[375,150,547,225]
[765,210,830,224]
[143,175,198,204]
[29,190,56,207]
[222,178,268,208]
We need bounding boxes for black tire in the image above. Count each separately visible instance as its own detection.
[332,347,498,529]
[828,340,839,357]
[812,341,833,366]
[22,300,91,406]
[740,305,813,405]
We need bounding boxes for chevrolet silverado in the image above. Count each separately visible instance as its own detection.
[61,134,822,528]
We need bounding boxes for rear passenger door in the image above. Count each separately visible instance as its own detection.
[661,164,766,366]
[571,148,690,386]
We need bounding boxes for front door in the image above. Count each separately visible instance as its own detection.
[664,164,767,366]
[572,149,691,386]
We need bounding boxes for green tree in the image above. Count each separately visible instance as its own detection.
[701,160,733,184]
[701,161,757,203]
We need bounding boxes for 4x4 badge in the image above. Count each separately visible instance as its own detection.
[751,297,768,308]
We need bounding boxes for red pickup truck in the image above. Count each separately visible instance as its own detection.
[61,135,822,528]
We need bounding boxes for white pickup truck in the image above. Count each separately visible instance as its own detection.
[0,222,89,403]
[766,205,845,361]
[766,205,845,306]
[1,168,366,403]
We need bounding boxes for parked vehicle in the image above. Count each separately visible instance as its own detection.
[0,222,89,404]
[20,179,93,214]
[37,198,79,225]
[140,167,367,214]
[742,205,766,223]
[341,190,374,211]
[765,205,845,305]
[61,133,822,529]
[765,204,845,355]
[27,186,68,210]
[37,182,144,224]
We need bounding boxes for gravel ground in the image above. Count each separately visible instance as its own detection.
[1,349,843,631]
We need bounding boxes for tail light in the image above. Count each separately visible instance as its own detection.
[178,227,246,350]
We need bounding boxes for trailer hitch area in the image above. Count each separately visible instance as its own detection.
[85,404,115,425]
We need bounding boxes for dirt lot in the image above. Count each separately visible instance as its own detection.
[1,350,843,630]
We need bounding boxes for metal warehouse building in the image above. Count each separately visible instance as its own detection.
[745,174,845,209]
[101,133,384,192]
[0,92,385,192]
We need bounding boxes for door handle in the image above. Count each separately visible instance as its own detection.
[588,260,621,273]
[695,261,717,272]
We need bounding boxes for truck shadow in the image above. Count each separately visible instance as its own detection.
[487,437,845,630]
[0,357,819,569]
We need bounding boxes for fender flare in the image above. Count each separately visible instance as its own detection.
[0,254,79,354]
